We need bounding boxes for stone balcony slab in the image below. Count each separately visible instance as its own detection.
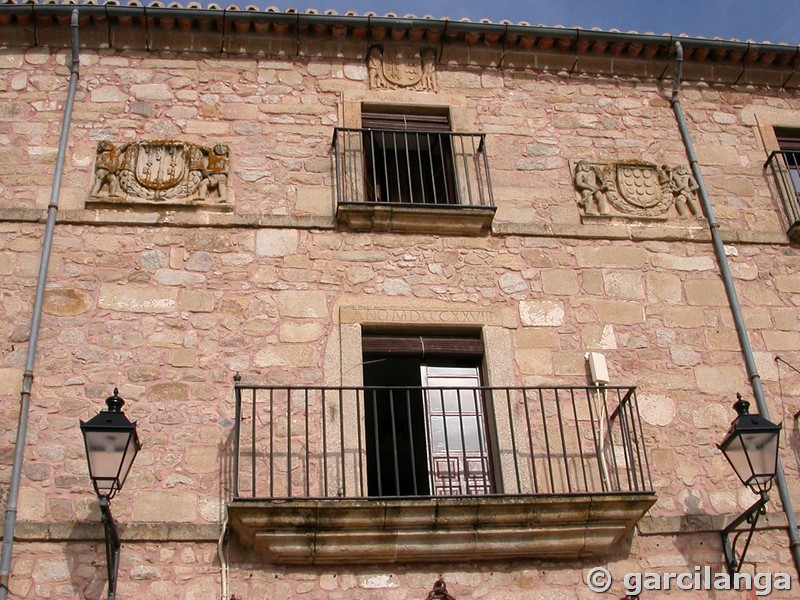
[228,493,656,564]
[337,203,496,236]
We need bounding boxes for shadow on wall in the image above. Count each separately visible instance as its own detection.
[65,530,107,600]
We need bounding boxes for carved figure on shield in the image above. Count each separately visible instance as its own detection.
[91,140,120,197]
[574,160,609,215]
[198,143,230,201]
[668,165,700,217]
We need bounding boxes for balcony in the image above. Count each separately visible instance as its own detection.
[765,150,800,242]
[331,127,496,235]
[227,384,655,564]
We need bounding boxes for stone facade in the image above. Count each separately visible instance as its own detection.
[1,5,800,599]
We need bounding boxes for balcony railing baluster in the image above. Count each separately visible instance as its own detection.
[765,150,800,239]
[232,384,652,501]
[332,128,493,208]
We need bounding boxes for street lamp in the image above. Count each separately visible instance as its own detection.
[717,394,782,574]
[80,389,141,600]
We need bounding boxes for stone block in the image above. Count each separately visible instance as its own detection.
[256,229,299,257]
[178,290,215,313]
[41,288,92,316]
[130,83,173,101]
[705,329,739,351]
[651,254,714,271]
[731,306,774,329]
[575,247,647,269]
[541,269,579,295]
[276,291,327,318]
[578,299,644,325]
[31,557,70,583]
[753,352,780,381]
[0,367,23,393]
[98,285,177,314]
[91,86,129,103]
[772,308,799,331]
[185,446,219,474]
[694,365,746,394]
[552,351,586,376]
[519,300,565,327]
[694,144,740,166]
[17,487,45,520]
[169,349,197,368]
[149,383,190,403]
[516,349,554,375]
[0,52,24,69]
[762,330,800,352]
[154,269,206,286]
[774,274,800,293]
[515,329,558,349]
[603,271,645,300]
[253,345,318,368]
[684,279,728,307]
[581,324,618,350]
[646,273,682,304]
[499,273,528,295]
[660,307,707,328]
[186,232,234,253]
[279,322,324,343]
[296,187,334,216]
[133,491,197,522]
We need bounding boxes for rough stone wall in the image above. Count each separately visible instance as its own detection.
[0,41,799,599]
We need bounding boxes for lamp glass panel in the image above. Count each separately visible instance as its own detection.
[721,435,752,485]
[116,435,139,489]
[740,431,780,479]
[84,430,132,484]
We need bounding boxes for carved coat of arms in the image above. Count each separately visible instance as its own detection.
[368,46,436,91]
[572,160,701,219]
[90,140,230,205]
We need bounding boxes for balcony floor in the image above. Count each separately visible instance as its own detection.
[337,202,496,236]
[228,492,657,564]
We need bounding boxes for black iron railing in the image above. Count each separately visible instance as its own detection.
[232,384,652,500]
[332,128,494,208]
[765,150,800,232]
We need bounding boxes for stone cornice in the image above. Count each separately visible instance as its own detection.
[8,510,795,544]
[0,208,792,246]
[1,3,798,87]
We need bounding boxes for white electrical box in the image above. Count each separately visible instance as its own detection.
[585,352,610,385]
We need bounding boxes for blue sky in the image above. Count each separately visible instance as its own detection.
[240,1,800,44]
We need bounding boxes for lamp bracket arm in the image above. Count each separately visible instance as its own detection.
[98,497,121,600]
[721,492,769,574]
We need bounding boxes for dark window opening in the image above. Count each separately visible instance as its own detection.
[361,109,459,205]
[363,334,493,497]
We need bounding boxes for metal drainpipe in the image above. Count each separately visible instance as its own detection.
[670,40,800,577]
[0,9,80,600]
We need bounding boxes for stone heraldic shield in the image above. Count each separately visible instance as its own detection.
[93,140,225,204]
[612,163,672,216]
[383,47,424,88]
[135,142,188,192]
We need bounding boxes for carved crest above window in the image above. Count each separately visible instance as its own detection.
[571,160,703,221]
[89,140,230,208]
[368,46,437,91]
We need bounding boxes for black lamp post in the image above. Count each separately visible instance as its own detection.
[80,389,141,600]
[717,394,782,574]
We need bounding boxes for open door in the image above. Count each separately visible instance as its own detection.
[362,334,493,497]
[422,365,492,496]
